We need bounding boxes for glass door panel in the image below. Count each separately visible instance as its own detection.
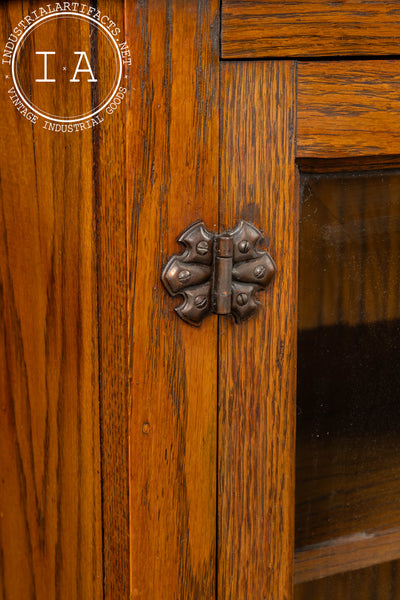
[295,561,400,600]
[295,169,400,597]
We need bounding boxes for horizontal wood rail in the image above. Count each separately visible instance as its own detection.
[297,156,400,174]
[222,1,400,59]
[295,527,400,584]
[297,61,400,158]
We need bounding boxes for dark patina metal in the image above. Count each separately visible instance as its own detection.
[161,220,276,326]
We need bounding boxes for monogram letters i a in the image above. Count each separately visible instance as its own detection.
[35,51,97,82]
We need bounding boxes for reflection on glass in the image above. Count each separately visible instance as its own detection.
[295,170,400,598]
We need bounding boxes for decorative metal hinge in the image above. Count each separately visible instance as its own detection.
[161,220,276,326]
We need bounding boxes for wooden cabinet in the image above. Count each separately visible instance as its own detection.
[2,1,400,599]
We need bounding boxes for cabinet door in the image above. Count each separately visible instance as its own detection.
[294,61,400,599]
[3,2,400,600]
[218,58,400,599]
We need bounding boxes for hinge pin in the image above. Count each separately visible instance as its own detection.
[214,235,233,315]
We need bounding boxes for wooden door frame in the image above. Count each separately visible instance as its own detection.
[127,4,297,598]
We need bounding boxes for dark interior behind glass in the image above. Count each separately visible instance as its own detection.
[295,169,400,597]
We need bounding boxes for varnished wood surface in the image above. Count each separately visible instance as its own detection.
[295,527,400,584]
[295,560,400,600]
[126,1,219,597]
[297,156,400,174]
[218,61,297,599]
[0,2,102,598]
[221,1,400,59]
[297,61,400,158]
[96,1,129,598]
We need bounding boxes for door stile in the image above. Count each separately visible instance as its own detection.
[96,1,129,598]
[218,60,298,599]
[0,2,103,598]
[126,1,220,598]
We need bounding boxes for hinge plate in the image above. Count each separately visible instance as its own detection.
[161,221,276,326]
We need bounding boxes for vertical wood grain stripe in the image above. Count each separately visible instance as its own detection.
[219,61,297,599]
[126,1,219,597]
[297,61,400,158]
[221,1,400,59]
[96,1,129,598]
[0,2,102,598]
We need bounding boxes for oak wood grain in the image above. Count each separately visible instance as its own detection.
[218,61,297,599]
[295,527,400,584]
[126,1,219,597]
[96,1,129,598]
[297,61,400,158]
[297,157,400,174]
[221,1,400,59]
[0,2,102,598]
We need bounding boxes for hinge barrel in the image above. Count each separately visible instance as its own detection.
[214,235,233,314]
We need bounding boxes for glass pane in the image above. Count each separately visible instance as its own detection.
[295,560,400,600]
[295,169,400,594]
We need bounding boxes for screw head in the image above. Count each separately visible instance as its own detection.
[237,293,248,306]
[254,265,266,279]
[196,240,209,255]
[178,269,191,282]
[194,295,207,309]
[238,239,250,254]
